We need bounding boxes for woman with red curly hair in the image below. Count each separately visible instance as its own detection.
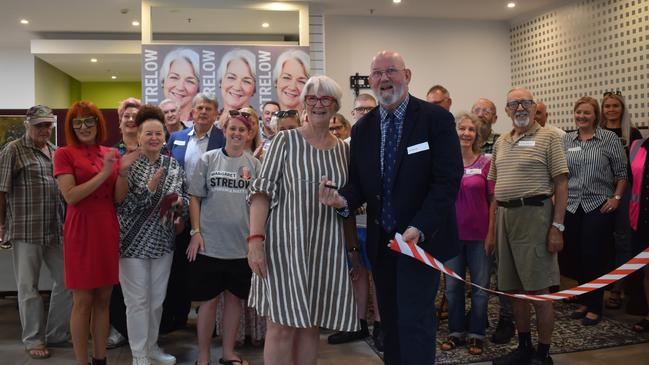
[53,100,139,365]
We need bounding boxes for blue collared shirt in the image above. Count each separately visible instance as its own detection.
[184,125,213,180]
[379,95,409,175]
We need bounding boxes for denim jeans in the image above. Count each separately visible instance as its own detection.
[444,240,491,339]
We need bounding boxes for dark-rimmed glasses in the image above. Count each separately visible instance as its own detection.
[305,95,336,107]
[369,68,405,80]
[273,110,298,118]
[72,116,97,129]
[353,106,373,114]
[506,100,535,110]
[229,109,252,120]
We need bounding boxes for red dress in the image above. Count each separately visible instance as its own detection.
[53,144,121,289]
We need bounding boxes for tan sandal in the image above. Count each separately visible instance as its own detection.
[440,336,465,351]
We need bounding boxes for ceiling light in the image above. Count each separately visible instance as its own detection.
[90,58,98,63]
[111,75,117,80]
[262,22,270,28]
[507,2,516,8]
[393,0,402,3]
[20,19,29,24]
[132,20,140,26]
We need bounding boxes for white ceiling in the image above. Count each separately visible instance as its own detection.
[1,0,574,81]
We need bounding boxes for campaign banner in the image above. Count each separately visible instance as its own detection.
[141,45,311,122]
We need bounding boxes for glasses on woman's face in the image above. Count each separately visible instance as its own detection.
[304,95,336,107]
[72,116,98,129]
[272,110,298,118]
[229,109,252,120]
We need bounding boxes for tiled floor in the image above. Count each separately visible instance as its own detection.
[1,297,648,365]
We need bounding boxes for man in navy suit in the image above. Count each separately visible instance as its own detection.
[161,91,225,334]
[320,50,462,364]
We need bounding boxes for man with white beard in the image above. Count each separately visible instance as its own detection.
[486,88,568,365]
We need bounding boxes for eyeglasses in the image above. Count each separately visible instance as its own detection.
[304,95,336,107]
[229,109,252,120]
[32,122,54,130]
[329,125,344,132]
[369,68,405,80]
[72,116,98,129]
[472,108,494,115]
[603,90,622,97]
[506,100,535,110]
[353,106,373,114]
[273,110,298,118]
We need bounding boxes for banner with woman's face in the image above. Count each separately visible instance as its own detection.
[142,45,311,121]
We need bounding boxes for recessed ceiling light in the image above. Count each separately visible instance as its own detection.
[132,20,140,26]
[90,58,98,63]
[393,0,402,3]
[262,22,270,28]
[111,75,117,80]
[20,19,29,25]
[507,2,516,8]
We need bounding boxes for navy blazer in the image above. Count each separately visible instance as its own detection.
[339,95,463,263]
[167,126,226,169]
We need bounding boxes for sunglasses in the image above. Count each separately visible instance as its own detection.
[273,110,298,118]
[229,109,252,120]
[603,90,622,97]
[506,100,535,110]
[72,116,98,129]
[305,95,336,107]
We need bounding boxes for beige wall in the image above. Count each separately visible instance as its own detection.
[325,15,512,133]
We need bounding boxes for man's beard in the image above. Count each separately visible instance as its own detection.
[375,83,406,106]
[513,112,530,127]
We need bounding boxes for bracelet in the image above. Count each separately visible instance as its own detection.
[246,234,266,243]
[348,246,359,253]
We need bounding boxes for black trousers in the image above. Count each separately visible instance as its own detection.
[564,204,614,315]
[372,230,440,365]
[160,227,192,333]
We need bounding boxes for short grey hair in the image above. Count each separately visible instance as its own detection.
[216,48,257,89]
[159,98,179,109]
[192,92,219,110]
[160,48,200,88]
[300,75,343,112]
[273,49,310,85]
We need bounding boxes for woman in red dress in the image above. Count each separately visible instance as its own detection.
[54,100,139,365]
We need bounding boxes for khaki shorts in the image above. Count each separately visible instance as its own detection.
[496,199,560,291]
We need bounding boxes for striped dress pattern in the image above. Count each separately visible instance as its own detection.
[248,129,359,331]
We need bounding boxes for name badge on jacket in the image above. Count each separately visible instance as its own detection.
[465,168,482,175]
[407,142,429,155]
[568,146,582,152]
[173,140,186,146]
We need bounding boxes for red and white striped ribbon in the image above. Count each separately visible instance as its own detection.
[389,233,649,301]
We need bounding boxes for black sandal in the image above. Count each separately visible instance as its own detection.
[219,358,248,365]
[440,336,465,351]
[632,318,649,332]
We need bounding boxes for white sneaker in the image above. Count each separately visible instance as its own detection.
[106,326,128,349]
[133,356,151,365]
[149,346,176,365]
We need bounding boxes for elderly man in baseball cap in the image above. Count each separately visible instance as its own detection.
[0,105,71,359]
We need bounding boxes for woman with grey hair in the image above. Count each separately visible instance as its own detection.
[247,75,358,365]
[217,49,257,121]
[273,49,310,113]
[160,48,201,123]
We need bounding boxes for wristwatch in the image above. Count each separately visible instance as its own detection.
[551,222,565,232]
[189,228,201,236]
[613,195,622,200]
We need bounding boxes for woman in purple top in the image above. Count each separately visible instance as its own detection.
[440,112,494,356]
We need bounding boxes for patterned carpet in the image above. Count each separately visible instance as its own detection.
[364,297,649,365]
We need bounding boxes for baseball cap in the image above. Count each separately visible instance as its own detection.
[25,105,57,125]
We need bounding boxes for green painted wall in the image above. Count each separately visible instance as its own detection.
[34,58,80,108]
[80,82,142,108]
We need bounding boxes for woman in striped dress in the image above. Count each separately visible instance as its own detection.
[247,75,359,365]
